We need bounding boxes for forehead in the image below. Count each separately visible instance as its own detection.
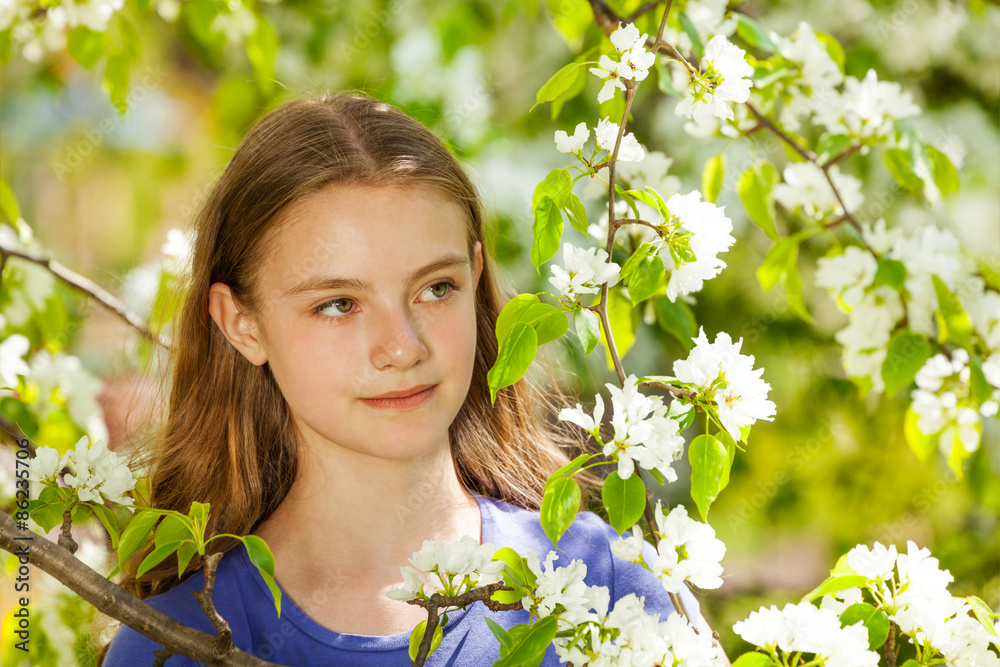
[261,183,471,292]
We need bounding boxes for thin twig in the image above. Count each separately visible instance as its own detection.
[191,552,233,659]
[58,509,78,553]
[0,244,170,349]
[0,512,282,666]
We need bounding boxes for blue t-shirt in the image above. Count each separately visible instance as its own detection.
[104,492,702,666]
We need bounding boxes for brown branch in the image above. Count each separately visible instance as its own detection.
[0,511,284,666]
[0,245,170,349]
[58,509,78,553]
[191,552,233,659]
[637,379,696,401]
[885,621,896,667]
[745,102,815,163]
[407,582,520,667]
[625,1,660,23]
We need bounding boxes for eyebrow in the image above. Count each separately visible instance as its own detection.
[283,252,471,298]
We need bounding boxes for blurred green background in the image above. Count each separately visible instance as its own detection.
[0,0,997,662]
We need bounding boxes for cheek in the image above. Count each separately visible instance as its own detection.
[265,321,362,402]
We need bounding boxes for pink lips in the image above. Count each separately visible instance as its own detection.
[361,385,436,409]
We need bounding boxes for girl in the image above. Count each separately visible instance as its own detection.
[99,93,713,665]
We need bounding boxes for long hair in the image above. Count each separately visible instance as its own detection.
[114,93,600,606]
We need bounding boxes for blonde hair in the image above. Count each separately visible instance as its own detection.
[115,93,599,608]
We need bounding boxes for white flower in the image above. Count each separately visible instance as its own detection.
[590,54,627,103]
[610,525,645,563]
[847,542,898,580]
[604,374,685,482]
[660,190,735,301]
[674,35,753,125]
[772,162,864,220]
[652,502,725,592]
[594,118,644,162]
[522,549,606,625]
[28,447,69,495]
[554,122,590,153]
[817,68,921,140]
[60,436,137,506]
[673,328,776,442]
[548,243,622,303]
[558,393,605,435]
[610,22,646,53]
[622,46,655,82]
[815,246,878,309]
[385,536,505,601]
[0,333,31,390]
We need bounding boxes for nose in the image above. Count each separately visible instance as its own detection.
[369,304,429,371]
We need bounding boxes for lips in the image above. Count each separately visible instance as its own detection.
[366,383,436,400]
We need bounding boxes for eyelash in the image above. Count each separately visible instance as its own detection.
[313,280,460,323]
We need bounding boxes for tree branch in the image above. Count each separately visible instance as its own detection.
[0,511,283,666]
[407,582,519,667]
[0,244,170,349]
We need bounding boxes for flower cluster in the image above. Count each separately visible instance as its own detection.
[30,436,137,506]
[828,541,1000,665]
[911,349,995,457]
[733,601,880,666]
[610,502,726,594]
[560,374,686,482]
[385,535,505,602]
[553,118,644,161]
[1,0,125,62]
[547,243,622,305]
[674,35,754,130]
[589,22,656,103]
[772,162,864,220]
[521,549,608,625]
[816,68,921,141]
[768,22,844,132]
[672,328,776,442]
[658,190,736,301]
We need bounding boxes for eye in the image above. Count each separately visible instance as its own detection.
[423,280,458,301]
[315,298,355,320]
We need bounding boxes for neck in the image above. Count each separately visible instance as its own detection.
[252,428,482,581]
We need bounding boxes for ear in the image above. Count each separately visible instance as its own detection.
[473,240,483,288]
[207,283,268,366]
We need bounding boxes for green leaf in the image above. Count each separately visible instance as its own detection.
[564,193,588,238]
[176,541,198,578]
[757,237,799,292]
[574,308,601,356]
[732,653,775,667]
[654,297,698,350]
[0,179,20,223]
[801,574,869,602]
[689,434,728,520]
[493,547,537,590]
[188,501,209,529]
[626,253,664,305]
[967,595,999,635]
[532,168,573,210]
[496,294,549,343]
[87,502,123,549]
[534,310,569,345]
[739,163,780,240]
[883,148,922,192]
[925,145,959,196]
[619,242,656,286]
[903,406,938,461]
[945,423,977,480]
[601,471,647,534]
[484,617,512,649]
[530,196,564,268]
[840,603,890,650]
[814,31,845,72]
[932,275,973,348]
[540,476,581,546]
[873,257,907,290]
[881,332,932,397]
[494,616,558,667]
[115,510,161,576]
[408,620,444,661]
[969,356,992,404]
[488,322,539,404]
[733,13,776,52]
[103,51,130,114]
[155,514,192,550]
[243,534,282,617]
[716,430,737,492]
[546,454,592,486]
[67,26,107,70]
[532,62,586,112]
[137,540,184,578]
[702,154,725,204]
[28,496,67,533]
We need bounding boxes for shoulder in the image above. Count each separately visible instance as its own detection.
[479,494,701,623]
[102,547,251,666]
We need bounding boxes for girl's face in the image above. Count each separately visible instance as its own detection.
[232,183,483,463]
